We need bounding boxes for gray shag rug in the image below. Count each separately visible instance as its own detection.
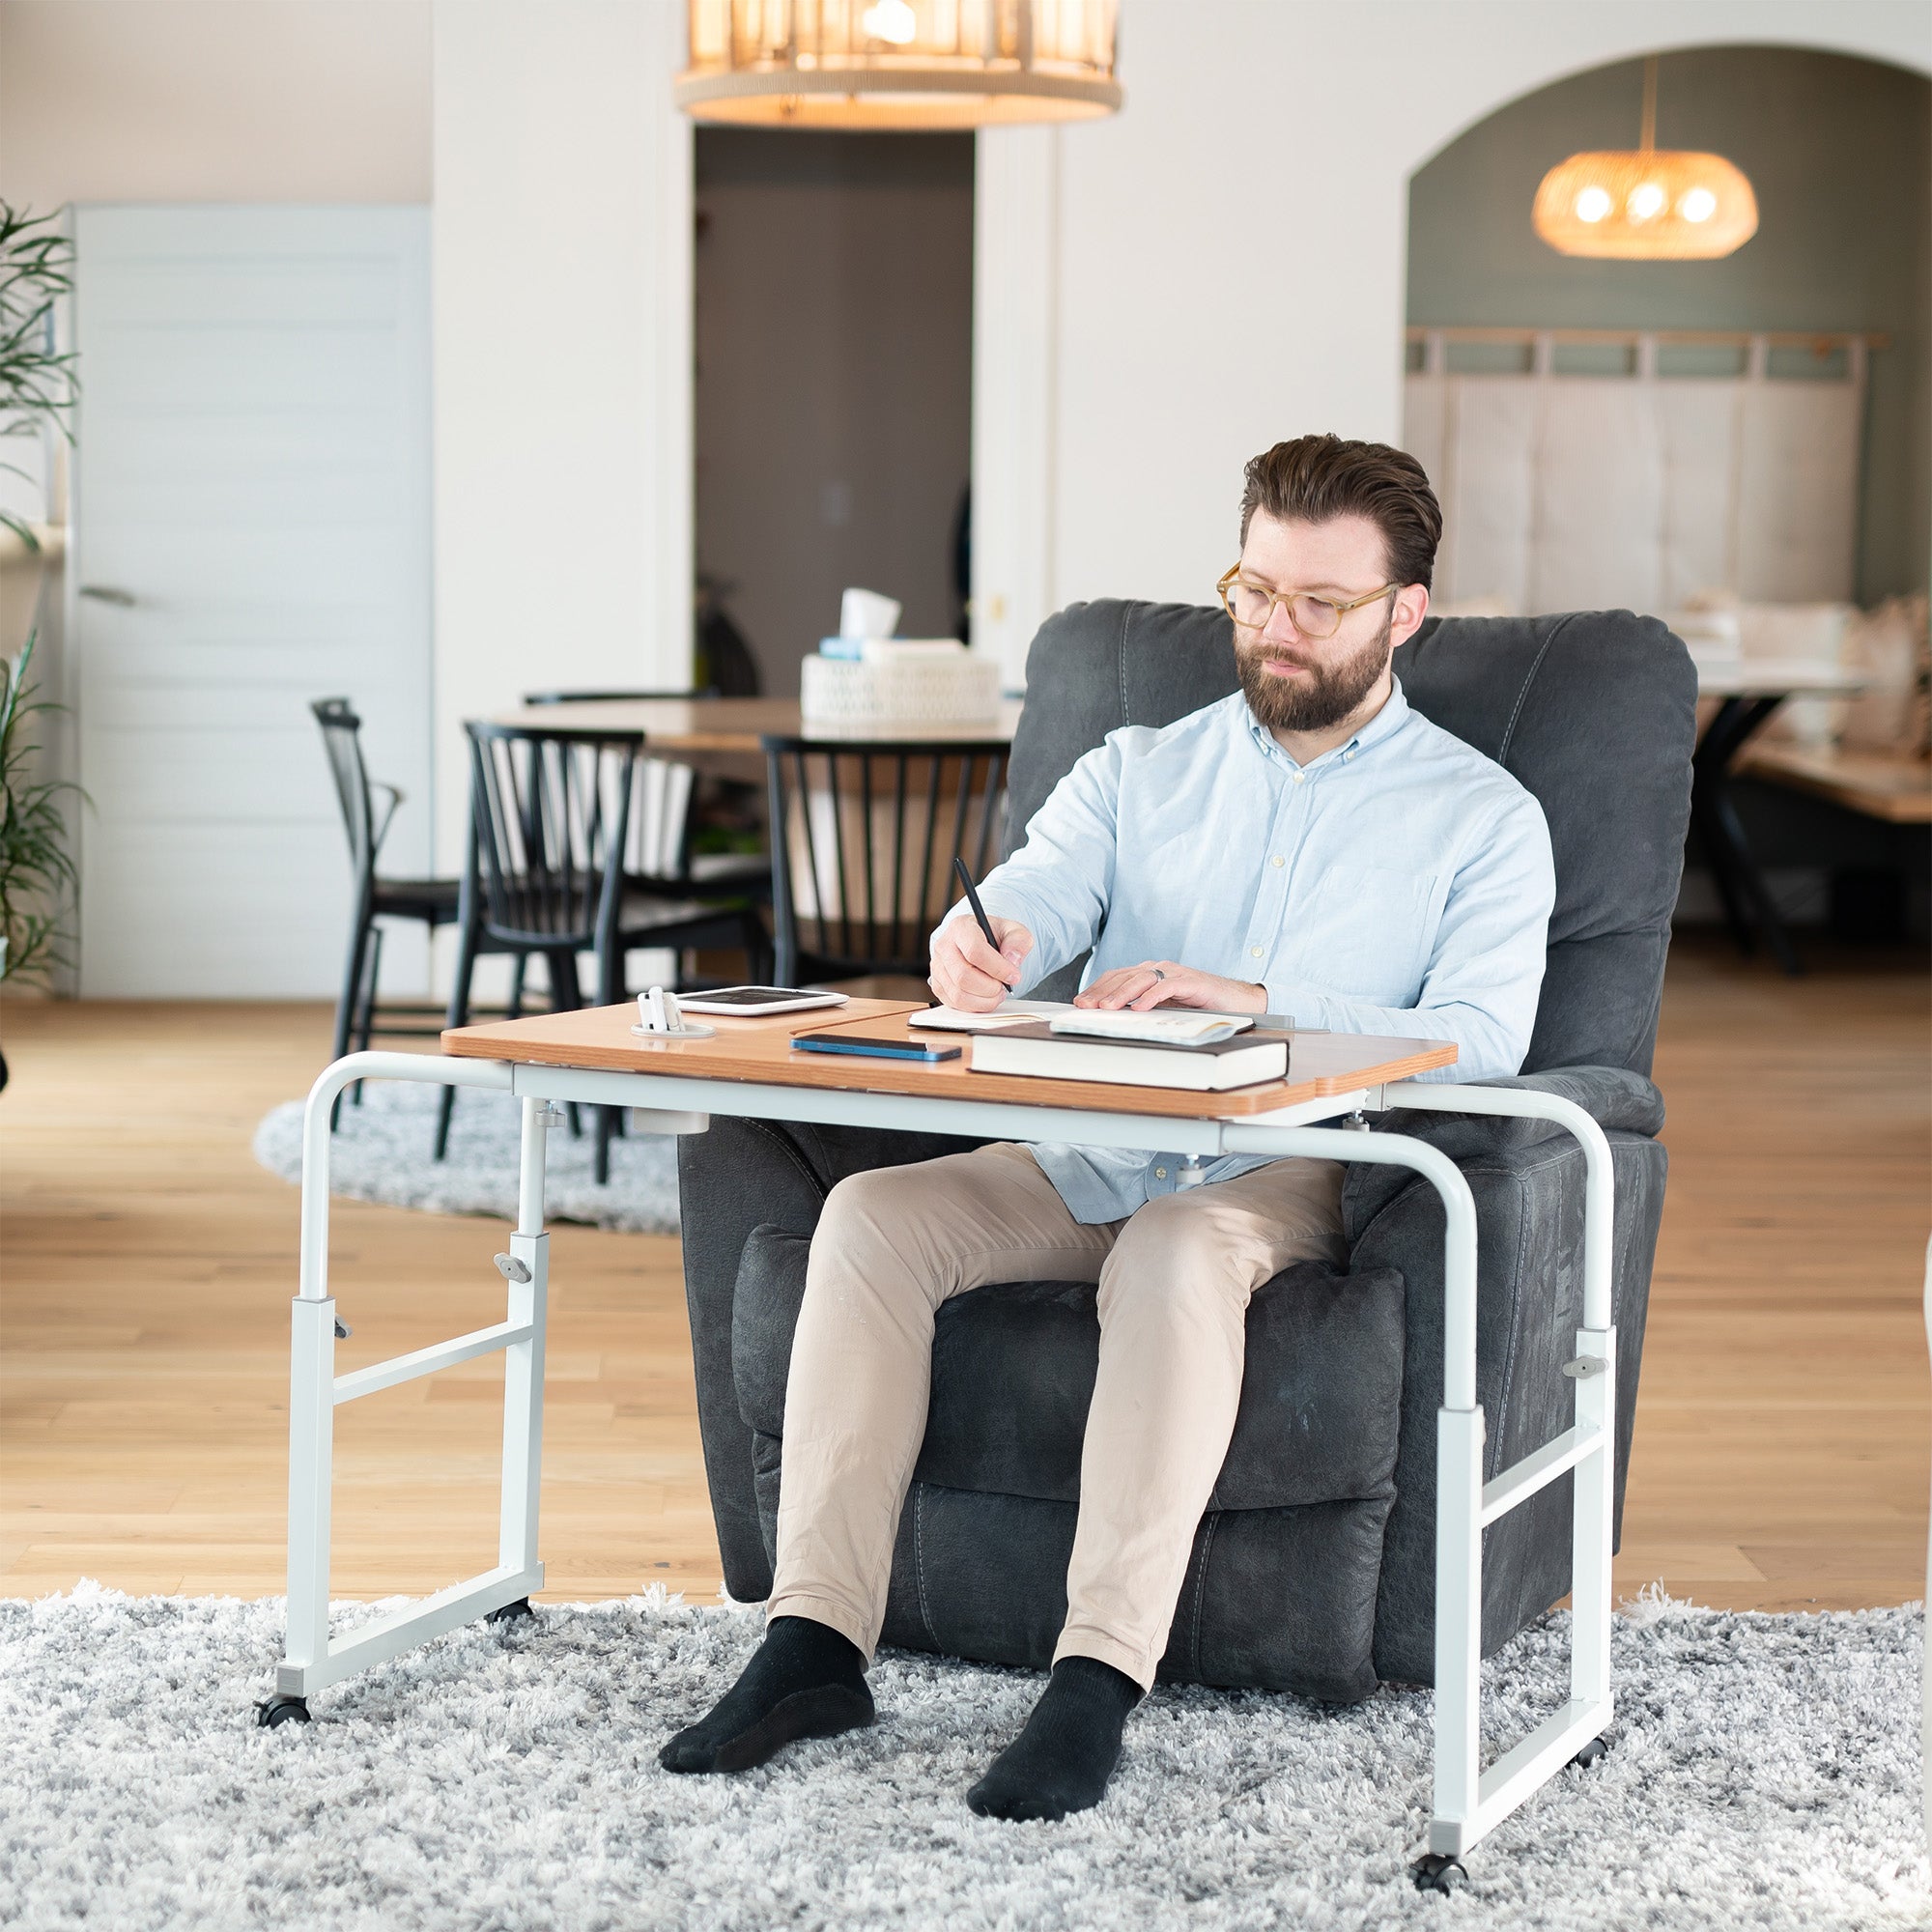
[253,1080,681,1234]
[1,1584,1924,1931]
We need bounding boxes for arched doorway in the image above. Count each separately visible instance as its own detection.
[1403,45,1929,617]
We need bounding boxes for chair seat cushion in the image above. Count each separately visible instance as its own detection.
[733,1225,1407,1699]
[732,1227,1406,1515]
[371,875,461,920]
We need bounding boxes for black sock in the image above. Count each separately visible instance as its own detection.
[966,1655,1143,1821]
[659,1614,873,1774]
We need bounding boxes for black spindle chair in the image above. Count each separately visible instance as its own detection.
[761,735,1010,990]
[311,698,464,1122]
[439,724,755,1180]
[524,687,773,919]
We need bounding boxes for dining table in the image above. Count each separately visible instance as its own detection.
[494,694,1025,772]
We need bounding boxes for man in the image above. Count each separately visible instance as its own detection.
[662,435,1555,1821]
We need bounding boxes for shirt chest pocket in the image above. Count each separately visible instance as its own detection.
[1299,865,1439,1003]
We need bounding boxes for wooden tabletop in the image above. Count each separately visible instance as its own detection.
[441,999,1458,1121]
[1739,742,1932,823]
[494,696,1025,754]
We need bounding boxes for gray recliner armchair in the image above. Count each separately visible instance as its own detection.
[676,601,1696,1698]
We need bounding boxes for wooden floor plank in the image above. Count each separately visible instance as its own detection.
[1,930,1927,1613]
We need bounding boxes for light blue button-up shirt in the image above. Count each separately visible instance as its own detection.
[940,679,1556,1223]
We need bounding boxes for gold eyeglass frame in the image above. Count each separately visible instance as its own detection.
[1216,566,1397,639]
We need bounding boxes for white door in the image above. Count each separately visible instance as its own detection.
[71,206,431,998]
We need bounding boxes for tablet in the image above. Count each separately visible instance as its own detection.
[672,986,852,1016]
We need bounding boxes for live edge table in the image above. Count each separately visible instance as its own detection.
[270,999,1621,1885]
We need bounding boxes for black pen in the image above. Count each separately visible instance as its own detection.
[953,856,1002,954]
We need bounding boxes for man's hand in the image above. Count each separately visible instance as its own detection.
[1073,961,1266,1014]
[930,914,1035,1013]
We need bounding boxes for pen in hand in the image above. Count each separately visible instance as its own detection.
[952,857,1008,970]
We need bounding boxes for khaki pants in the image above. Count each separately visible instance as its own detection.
[767,1142,1347,1690]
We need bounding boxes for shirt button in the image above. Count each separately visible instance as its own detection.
[1250,946,1263,957]
[1344,750,1355,761]
[1271,855,1285,868]
[1293,771,1306,784]
[1154,1166,1168,1179]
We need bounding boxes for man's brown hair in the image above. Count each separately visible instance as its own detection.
[1239,435,1442,591]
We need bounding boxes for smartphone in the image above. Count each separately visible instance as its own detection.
[791,1034,963,1063]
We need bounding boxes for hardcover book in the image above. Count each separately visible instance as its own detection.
[969,1023,1291,1092]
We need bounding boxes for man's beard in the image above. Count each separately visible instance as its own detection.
[1236,608,1393,735]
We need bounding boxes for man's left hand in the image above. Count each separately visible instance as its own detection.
[1072,962,1267,1014]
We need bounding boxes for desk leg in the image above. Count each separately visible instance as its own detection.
[1432,1405,1485,1855]
[497,1099,552,1600]
[1691,695,1802,976]
[276,1294,336,1704]
[266,1052,539,1719]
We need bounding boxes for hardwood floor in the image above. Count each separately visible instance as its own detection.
[2,932,1927,1613]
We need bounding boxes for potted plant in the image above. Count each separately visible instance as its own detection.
[0,633,81,1084]
[0,203,79,1087]
[0,202,73,553]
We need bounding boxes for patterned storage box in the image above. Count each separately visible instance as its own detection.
[800,651,1003,732]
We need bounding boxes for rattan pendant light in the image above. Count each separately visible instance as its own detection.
[1532,55,1757,260]
[676,1,1122,129]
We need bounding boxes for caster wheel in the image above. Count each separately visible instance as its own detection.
[485,1597,534,1627]
[254,1694,310,1729]
[1410,1854,1467,1896]
[1570,1735,1610,1770]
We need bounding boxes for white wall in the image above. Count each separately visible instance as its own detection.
[430,0,692,877]
[973,0,1932,684]
[0,0,431,206]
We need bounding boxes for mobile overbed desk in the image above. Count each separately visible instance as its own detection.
[270,999,1619,1883]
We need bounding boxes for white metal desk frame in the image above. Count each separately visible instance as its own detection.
[278,1048,1616,1876]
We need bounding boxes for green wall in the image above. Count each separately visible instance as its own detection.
[1406,45,1930,603]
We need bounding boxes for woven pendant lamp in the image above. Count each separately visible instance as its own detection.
[676,0,1122,129]
[1533,56,1757,261]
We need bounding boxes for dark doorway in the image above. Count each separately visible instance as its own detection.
[694,129,975,697]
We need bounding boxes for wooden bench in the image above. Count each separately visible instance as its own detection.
[1739,743,1932,824]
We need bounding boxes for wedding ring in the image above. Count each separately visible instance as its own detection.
[1151,967,1166,980]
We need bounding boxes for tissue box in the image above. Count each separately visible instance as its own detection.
[801,649,1003,731]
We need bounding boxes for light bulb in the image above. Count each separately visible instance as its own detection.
[862,0,918,44]
[1574,185,1612,223]
[1627,182,1666,221]
[1680,186,1718,223]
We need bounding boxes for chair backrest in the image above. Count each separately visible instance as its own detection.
[310,696,377,881]
[762,734,1010,983]
[1004,602,1697,1077]
[465,723,639,946]
[522,692,717,886]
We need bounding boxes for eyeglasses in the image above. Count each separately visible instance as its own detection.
[1216,566,1397,640]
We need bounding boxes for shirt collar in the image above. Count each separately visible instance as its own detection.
[1240,674,1411,771]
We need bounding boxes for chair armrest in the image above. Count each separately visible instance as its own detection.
[1342,1065,1662,1242]
[1386,1065,1662,1142]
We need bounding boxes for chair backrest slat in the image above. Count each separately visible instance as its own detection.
[465,723,640,948]
[761,733,1012,984]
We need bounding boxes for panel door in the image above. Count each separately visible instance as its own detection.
[71,206,431,997]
